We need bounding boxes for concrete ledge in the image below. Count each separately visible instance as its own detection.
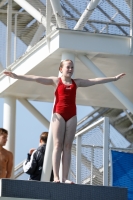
[0,179,127,200]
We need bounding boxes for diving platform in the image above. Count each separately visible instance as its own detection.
[0,179,127,200]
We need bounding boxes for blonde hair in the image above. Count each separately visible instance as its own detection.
[59,59,74,72]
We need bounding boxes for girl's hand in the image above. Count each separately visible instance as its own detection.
[4,70,17,79]
[115,73,126,81]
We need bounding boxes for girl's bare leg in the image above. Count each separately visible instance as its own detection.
[52,113,66,182]
[62,115,77,183]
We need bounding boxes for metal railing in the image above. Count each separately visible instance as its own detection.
[74,117,110,185]
[14,160,24,179]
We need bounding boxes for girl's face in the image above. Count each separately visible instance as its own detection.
[60,61,74,77]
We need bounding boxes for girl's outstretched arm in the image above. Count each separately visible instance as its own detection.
[75,73,126,87]
[4,71,58,86]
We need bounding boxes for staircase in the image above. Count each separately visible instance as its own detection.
[0,0,47,46]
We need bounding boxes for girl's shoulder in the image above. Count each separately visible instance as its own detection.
[51,77,61,87]
[73,78,82,88]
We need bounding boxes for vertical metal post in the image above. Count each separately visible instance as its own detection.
[67,161,71,180]
[106,24,108,34]
[90,146,94,185]
[110,149,113,186]
[46,0,53,35]
[130,0,133,36]
[6,0,12,68]
[103,117,109,186]
[14,13,18,61]
[76,136,81,184]
[41,114,53,181]
[3,96,16,178]
[46,0,53,53]
[130,0,133,53]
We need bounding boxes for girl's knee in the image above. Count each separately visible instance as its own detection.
[54,141,63,151]
[63,143,72,151]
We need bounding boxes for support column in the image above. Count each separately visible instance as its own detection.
[46,0,53,35]
[78,55,133,114]
[3,96,16,178]
[41,52,75,182]
[14,13,18,61]
[6,0,12,68]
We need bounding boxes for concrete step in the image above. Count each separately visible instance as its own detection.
[0,179,127,200]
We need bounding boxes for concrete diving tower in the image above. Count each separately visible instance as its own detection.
[0,179,128,200]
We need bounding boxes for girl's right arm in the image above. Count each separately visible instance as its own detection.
[4,71,58,86]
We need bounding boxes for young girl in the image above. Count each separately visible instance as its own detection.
[4,60,125,183]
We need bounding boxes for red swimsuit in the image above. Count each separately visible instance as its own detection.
[53,78,77,121]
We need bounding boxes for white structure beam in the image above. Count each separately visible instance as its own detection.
[3,96,16,178]
[46,0,53,35]
[14,13,18,61]
[74,0,100,30]
[41,52,75,182]
[57,29,130,55]
[50,0,67,28]
[6,0,12,68]
[18,98,50,129]
[41,117,53,181]
[78,55,133,114]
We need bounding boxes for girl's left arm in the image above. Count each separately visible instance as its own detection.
[75,73,126,87]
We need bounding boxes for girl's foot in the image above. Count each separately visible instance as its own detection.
[53,179,60,183]
[64,180,74,184]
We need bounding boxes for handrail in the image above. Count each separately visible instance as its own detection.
[77,107,100,126]
[75,117,104,137]
[15,160,25,171]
